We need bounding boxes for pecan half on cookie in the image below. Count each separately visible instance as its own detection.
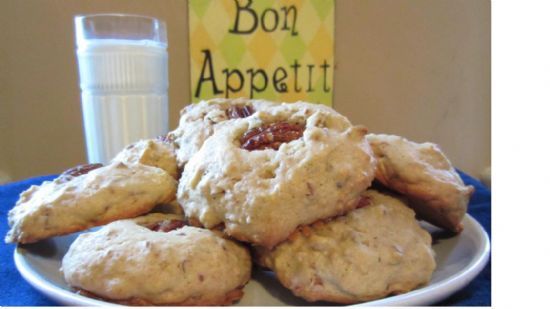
[240,122,305,151]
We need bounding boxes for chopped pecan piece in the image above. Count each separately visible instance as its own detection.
[226,105,255,119]
[147,220,186,232]
[240,122,305,151]
[57,163,103,182]
[356,195,372,209]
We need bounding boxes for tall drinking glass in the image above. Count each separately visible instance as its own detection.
[74,14,169,164]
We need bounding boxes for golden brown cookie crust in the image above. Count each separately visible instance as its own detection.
[75,286,246,306]
[367,134,474,233]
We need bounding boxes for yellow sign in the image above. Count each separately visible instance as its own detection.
[188,0,334,106]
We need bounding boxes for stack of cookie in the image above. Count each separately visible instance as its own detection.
[4,99,474,305]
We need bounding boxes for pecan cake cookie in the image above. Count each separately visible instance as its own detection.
[178,102,377,248]
[62,213,251,306]
[255,190,436,304]
[167,98,276,168]
[367,134,474,233]
[5,162,176,244]
[112,138,179,179]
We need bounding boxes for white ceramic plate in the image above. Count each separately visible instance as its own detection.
[13,214,490,306]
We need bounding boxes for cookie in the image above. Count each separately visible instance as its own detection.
[167,98,277,168]
[367,134,474,233]
[178,101,377,248]
[112,139,178,179]
[61,213,251,306]
[255,190,436,304]
[5,162,177,244]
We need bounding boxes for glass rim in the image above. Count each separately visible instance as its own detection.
[74,13,167,47]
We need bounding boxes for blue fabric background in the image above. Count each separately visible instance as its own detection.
[0,171,491,306]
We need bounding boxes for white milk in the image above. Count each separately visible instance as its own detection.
[76,39,168,164]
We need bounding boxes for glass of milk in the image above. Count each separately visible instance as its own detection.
[74,14,168,164]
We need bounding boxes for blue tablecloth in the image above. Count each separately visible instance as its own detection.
[0,171,491,306]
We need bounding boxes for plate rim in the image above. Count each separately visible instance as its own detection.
[13,214,490,306]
